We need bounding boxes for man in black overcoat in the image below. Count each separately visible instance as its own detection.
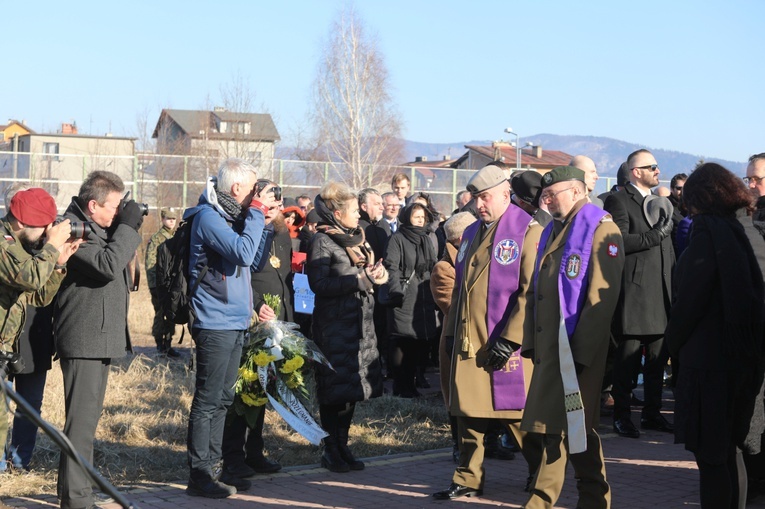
[603,149,675,439]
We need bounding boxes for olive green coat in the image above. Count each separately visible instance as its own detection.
[446,215,542,418]
[520,200,624,434]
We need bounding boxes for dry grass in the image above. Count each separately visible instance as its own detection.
[1,274,450,498]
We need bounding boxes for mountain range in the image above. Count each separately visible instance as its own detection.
[404,134,748,177]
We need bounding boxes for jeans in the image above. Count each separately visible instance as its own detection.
[9,370,48,469]
[187,329,244,481]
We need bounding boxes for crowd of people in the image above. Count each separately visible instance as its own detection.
[1,151,765,509]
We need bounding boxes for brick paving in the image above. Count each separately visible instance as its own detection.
[5,384,765,508]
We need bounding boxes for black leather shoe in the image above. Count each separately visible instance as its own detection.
[432,482,482,500]
[613,418,640,438]
[245,455,282,473]
[641,414,674,432]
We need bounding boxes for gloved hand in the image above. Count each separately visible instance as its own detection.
[119,200,144,231]
[484,337,516,370]
[652,211,673,240]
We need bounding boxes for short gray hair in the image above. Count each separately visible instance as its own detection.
[444,212,477,242]
[217,158,257,192]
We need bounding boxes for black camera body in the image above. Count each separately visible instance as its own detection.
[53,215,93,240]
[254,180,282,202]
[119,196,150,217]
[0,350,25,378]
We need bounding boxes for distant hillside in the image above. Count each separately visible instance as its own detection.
[404,134,748,177]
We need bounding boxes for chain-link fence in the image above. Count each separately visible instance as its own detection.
[0,151,631,218]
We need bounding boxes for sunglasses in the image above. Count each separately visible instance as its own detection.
[632,164,659,172]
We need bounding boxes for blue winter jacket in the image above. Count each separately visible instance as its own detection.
[185,178,267,330]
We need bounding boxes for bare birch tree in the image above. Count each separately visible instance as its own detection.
[309,5,404,190]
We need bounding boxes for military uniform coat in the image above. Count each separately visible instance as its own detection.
[0,219,64,352]
[446,214,542,419]
[520,200,624,434]
[144,225,173,289]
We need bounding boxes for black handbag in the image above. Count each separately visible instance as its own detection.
[376,270,415,308]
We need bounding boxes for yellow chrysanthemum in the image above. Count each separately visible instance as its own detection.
[279,355,305,374]
[238,367,259,382]
[253,350,277,367]
[241,393,268,407]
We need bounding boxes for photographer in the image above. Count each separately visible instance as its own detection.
[0,187,80,471]
[53,171,144,509]
[184,159,279,498]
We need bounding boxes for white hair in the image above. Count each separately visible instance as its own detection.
[444,212,477,242]
[217,158,257,192]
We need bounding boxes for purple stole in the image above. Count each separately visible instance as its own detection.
[454,206,531,410]
[535,204,608,339]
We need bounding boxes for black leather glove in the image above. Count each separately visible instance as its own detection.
[484,337,515,370]
[653,211,673,239]
[119,200,144,231]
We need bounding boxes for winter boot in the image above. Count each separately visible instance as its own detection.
[337,425,364,470]
[321,435,350,473]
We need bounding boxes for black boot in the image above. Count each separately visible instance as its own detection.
[319,405,350,472]
[321,435,350,473]
[337,425,364,470]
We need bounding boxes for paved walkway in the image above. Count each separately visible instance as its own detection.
[5,423,765,509]
[5,377,765,508]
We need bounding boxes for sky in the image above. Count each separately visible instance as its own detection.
[3,0,763,163]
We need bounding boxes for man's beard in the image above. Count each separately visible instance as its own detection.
[19,231,45,252]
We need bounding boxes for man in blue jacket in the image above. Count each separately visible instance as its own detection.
[184,158,278,499]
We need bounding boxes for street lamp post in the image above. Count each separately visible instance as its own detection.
[504,128,521,170]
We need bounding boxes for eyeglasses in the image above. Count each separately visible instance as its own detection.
[744,176,765,185]
[540,186,576,202]
[631,164,659,172]
[385,203,401,209]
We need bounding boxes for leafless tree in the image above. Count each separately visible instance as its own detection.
[309,5,404,190]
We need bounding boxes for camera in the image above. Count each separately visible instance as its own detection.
[54,215,93,240]
[0,350,25,378]
[120,199,150,216]
[254,180,282,202]
[119,192,150,217]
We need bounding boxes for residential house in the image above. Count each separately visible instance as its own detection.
[3,123,135,208]
[0,119,34,146]
[151,108,280,170]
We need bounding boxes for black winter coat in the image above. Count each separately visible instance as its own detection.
[666,215,764,462]
[251,226,294,322]
[307,232,383,405]
[54,197,141,359]
[383,232,438,341]
[604,184,674,336]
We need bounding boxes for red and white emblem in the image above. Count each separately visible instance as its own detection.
[608,243,619,257]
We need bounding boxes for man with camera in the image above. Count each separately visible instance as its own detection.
[0,188,80,479]
[53,171,145,509]
[184,158,279,499]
